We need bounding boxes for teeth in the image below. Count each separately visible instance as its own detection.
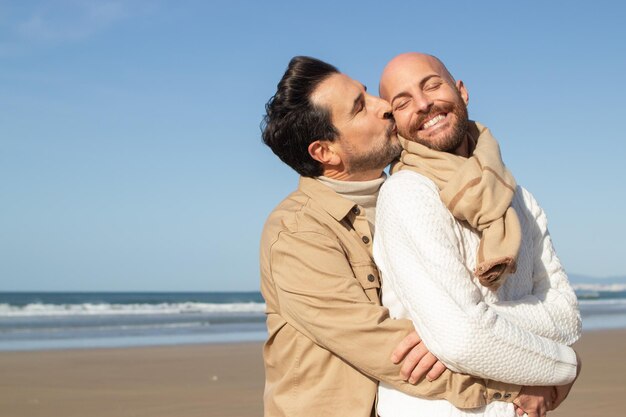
[422,114,445,129]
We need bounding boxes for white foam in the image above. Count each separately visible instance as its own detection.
[0,302,266,317]
[578,298,626,306]
[573,283,626,292]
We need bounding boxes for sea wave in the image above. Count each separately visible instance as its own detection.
[572,283,626,292]
[0,302,266,317]
[578,298,626,306]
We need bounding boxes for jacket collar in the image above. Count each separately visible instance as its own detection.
[298,176,356,222]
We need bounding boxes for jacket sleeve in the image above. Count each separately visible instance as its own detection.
[269,228,518,409]
[487,188,582,345]
[374,172,577,386]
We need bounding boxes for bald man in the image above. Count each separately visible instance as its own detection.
[372,53,582,417]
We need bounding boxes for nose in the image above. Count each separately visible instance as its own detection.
[413,91,433,113]
[369,94,393,119]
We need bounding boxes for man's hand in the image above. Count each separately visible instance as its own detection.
[391,331,447,383]
[514,385,556,417]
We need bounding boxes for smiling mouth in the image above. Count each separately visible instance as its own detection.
[420,113,446,130]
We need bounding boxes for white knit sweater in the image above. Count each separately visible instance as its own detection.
[374,170,582,417]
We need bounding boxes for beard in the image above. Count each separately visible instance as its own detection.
[345,122,402,174]
[401,95,469,153]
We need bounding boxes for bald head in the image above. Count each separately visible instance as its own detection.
[378,52,470,154]
[379,53,455,101]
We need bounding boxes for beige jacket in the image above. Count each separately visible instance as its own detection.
[260,177,520,417]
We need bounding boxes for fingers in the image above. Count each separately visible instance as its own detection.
[521,409,544,417]
[399,342,428,381]
[426,360,447,381]
[516,385,551,417]
[408,352,438,384]
[525,402,547,417]
[391,331,421,364]
[393,331,446,384]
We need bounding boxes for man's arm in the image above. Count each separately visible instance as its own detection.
[392,333,566,417]
[374,172,577,386]
[269,229,516,408]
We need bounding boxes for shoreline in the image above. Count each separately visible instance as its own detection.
[2,322,623,353]
[1,330,624,417]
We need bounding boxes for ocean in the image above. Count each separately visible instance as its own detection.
[1,286,625,351]
[0,292,266,351]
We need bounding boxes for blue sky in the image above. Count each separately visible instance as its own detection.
[1,0,625,291]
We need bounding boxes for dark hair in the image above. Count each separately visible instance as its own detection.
[261,56,339,177]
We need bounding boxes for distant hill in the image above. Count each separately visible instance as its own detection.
[568,273,626,285]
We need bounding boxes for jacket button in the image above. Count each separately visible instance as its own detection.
[492,393,502,400]
[362,236,370,244]
[503,393,511,399]
[367,274,376,282]
[352,206,361,215]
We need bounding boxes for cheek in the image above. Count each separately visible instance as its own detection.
[394,111,412,132]
[366,118,383,135]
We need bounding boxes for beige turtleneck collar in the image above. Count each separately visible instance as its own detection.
[316,173,386,234]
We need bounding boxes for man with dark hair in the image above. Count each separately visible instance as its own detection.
[262,58,341,177]
[260,56,547,417]
[262,57,401,179]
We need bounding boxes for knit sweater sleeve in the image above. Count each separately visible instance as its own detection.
[488,188,582,345]
[374,171,577,386]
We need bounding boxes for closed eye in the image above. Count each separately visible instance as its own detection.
[351,93,366,116]
[394,100,409,111]
[424,80,443,91]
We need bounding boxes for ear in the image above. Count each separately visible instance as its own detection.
[456,80,469,105]
[308,140,342,166]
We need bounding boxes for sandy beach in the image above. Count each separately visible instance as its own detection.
[1,330,624,417]
[0,342,264,417]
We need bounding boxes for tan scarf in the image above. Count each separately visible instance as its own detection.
[391,121,521,290]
